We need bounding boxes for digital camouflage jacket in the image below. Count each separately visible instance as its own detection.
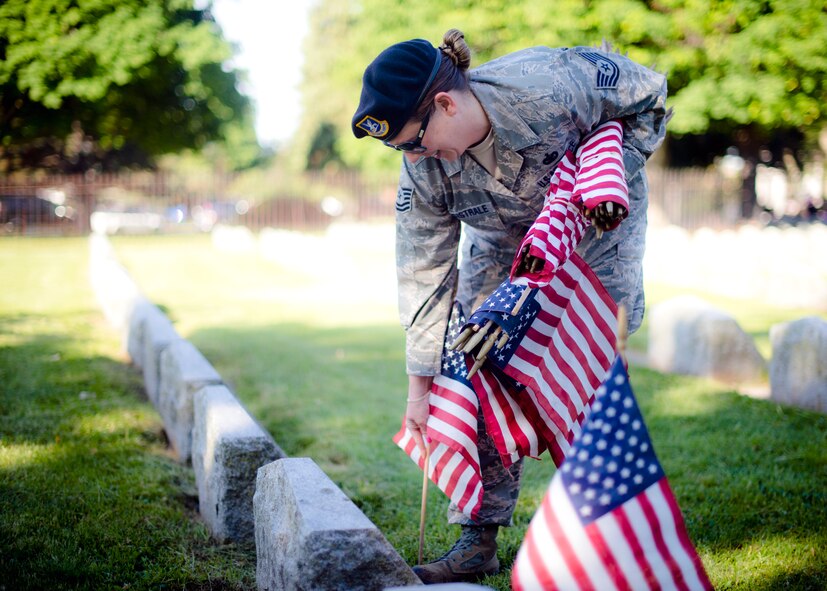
[396,45,669,375]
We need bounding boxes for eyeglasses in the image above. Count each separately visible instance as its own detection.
[383,111,431,153]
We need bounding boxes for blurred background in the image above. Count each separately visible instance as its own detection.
[0,0,825,236]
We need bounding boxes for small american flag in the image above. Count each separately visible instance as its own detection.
[510,120,628,288]
[469,253,617,469]
[512,355,713,591]
[394,303,484,519]
[574,120,629,214]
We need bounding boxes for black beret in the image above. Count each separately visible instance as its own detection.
[352,39,442,140]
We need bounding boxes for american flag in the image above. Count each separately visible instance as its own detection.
[574,119,629,215]
[394,302,484,519]
[510,119,628,288]
[469,253,617,470]
[512,355,714,591]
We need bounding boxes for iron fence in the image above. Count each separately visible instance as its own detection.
[0,166,740,236]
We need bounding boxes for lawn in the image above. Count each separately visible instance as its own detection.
[2,232,825,590]
[0,237,255,590]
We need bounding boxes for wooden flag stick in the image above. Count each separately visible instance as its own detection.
[418,443,431,565]
[616,304,628,363]
[511,287,532,316]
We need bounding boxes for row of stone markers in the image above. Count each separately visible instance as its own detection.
[647,295,827,413]
[87,234,438,590]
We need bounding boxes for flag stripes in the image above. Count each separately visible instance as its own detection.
[510,119,629,288]
[393,305,486,518]
[511,357,713,591]
[575,120,629,211]
[477,255,618,469]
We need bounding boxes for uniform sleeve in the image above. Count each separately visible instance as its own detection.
[396,161,461,376]
[567,48,670,181]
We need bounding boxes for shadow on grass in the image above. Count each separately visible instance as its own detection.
[0,314,255,591]
[185,321,827,590]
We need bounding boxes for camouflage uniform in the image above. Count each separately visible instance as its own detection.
[395,46,669,525]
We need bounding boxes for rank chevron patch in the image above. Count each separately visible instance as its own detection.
[576,51,620,89]
[396,187,413,213]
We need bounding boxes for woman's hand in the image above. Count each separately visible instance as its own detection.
[406,374,434,455]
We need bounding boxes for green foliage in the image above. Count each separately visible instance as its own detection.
[295,0,827,173]
[0,0,259,172]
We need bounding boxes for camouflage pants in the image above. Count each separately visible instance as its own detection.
[447,168,649,526]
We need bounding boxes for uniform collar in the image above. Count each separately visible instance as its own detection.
[469,80,541,152]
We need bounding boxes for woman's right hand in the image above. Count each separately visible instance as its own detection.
[406,374,434,455]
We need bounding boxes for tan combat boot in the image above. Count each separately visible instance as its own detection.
[413,525,500,584]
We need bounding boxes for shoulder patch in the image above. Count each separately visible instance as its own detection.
[576,51,620,89]
[396,187,413,213]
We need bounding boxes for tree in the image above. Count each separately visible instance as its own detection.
[0,0,259,172]
[295,0,827,175]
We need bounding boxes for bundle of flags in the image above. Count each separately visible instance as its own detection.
[509,119,628,288]
[511,355,714,591]
[393,253,617,519]
[465,256,618,469]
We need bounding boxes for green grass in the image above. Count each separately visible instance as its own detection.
[0,237,255,590]
[108,233,826,591]
[3,233,826,590]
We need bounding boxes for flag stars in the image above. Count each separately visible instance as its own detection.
[559,359,666,525]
